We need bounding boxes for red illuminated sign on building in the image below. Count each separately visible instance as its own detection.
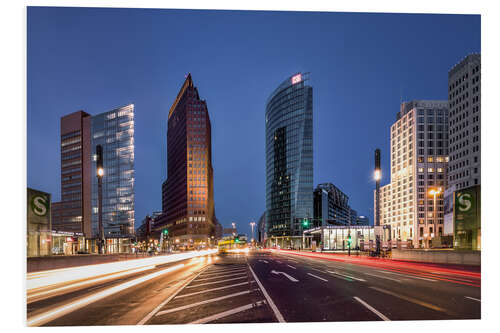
[291,74,302,85]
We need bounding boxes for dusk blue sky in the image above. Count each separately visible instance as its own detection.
[27,7,480,237]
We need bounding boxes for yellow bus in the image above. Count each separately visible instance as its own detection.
[217,238,247,254]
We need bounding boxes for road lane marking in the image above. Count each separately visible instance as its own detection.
[175,281,255,299]
[193,272,247,282]
[310,267,326,273]
[186,276,247,288]
[201,268,246,275]
[28,264,187,327]
[199,269,246,277]
[137,265,210,325]
[276,261,283,264]
[271,270,299,282]
[259,260,269,264]
[377,270,437,282]
[189,300,266,324]
[353,297,390,321]
[370,287,447,313]
[155,290,253,316]
[307,273,328,282]
[363,272,402,283]
[287,265,296,269]
[465,296,481,302]
[248,264,285,323]
[327,270,365,282]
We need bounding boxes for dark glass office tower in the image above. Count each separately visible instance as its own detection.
[265,73,313,248]
[163,74,215,247]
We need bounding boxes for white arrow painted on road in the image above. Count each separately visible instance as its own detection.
[259,260,269,264]
[271,270,299,282]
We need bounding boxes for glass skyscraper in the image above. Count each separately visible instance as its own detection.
[91,104,135,240]
[265,73,313,247]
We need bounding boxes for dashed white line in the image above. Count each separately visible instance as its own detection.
[248,264,286,323]
[327,270,366,282]
[287,265,296,269]
[188,301,266,324]
[353,296,390,321]
[307,273,328,282]
[376,270,436,282]
[465,296,481,302]
[363,272,402,283]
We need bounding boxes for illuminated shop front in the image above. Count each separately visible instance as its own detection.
[304,226,376,251]
[51,231,84,255]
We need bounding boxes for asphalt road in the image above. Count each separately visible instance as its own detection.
[27,249,480,326]
[248,250,480,322]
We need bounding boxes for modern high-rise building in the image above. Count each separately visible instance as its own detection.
[265,72,313,247]
[377,100,449,248]
[52,105,135,253]
[91,104,135,241]
[313,183,351,227]
[447,54,481,190]
[162,74,215,245]
[51,111,92,236]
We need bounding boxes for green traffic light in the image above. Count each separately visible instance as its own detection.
[163,229,168,235]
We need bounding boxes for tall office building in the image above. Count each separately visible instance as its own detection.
[90,104,135,241]
[265,72,313,247]
[448,54,481,190]
[162,74,215,245]
[378,100,449,248]
[52,111,92,236]
[313,183,351,227]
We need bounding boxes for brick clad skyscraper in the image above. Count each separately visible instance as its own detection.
[163,74,215,246]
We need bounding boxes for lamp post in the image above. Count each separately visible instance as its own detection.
[374,149,382,256]
[231,222,236,236]
[96,145,105,254]
[428,187,442,248]
[250,222,255,245]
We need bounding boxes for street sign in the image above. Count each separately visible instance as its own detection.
[27,188,51,225]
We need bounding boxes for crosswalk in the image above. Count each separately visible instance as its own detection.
[143,260,277,324]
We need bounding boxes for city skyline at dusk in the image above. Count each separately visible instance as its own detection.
[27,7,480,236]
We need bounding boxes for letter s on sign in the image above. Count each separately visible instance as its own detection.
[33,196,47,216]
[458,193,472,212]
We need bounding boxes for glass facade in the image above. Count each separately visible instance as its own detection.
[266,73,313,239]
[91,104,135,238]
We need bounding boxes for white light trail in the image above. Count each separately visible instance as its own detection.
[27,264,186,327]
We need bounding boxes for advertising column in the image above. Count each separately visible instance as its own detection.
[27,188,52,257]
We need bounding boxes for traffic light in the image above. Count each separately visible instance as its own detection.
[163,229,168,235]
[234,236,240,243]
[347,235,352,247]
[302,218,309,228]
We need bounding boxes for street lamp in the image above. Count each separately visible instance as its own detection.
[374,148,381,255]
[232,222,236,236]
[250,222,256,245]
[428,187,442,247]
[96,144,105,255]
